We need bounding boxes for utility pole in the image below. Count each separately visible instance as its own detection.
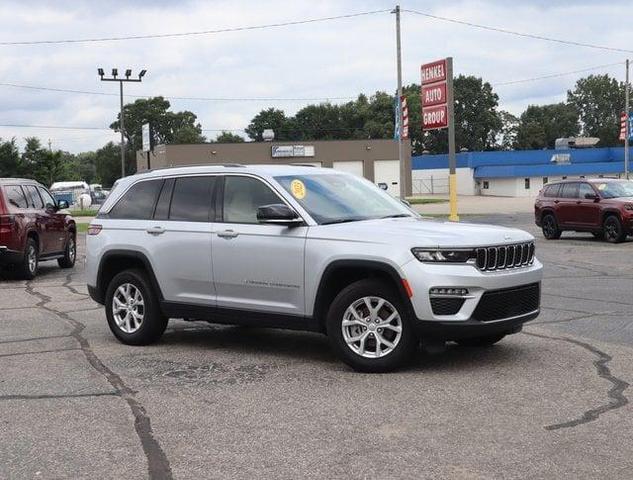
[626,59,630,179]
[98,68,147,179]
[392,5,406,199]
[47,139,52,152]
[446,57,459,222]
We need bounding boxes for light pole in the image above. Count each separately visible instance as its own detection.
[98,68,147,178]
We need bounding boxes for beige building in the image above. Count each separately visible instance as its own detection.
[136,139,412,196]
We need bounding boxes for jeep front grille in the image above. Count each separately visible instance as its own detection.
[475,242,535,271]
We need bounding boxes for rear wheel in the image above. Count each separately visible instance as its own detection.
[604,215,626,243]
[592,231,604,240]
[541,214,561,240]
[58,234,76,268]
[16,238,38,280]
[105,269,168,345]
[326,279,417,373]
[456,334,506,347]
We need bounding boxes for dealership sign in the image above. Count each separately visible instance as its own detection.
[421,59,449,130]
[271,145,315,158]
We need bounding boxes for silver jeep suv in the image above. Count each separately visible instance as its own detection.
[86,165,542,372]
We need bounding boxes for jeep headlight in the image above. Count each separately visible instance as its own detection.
[411,248,475,263]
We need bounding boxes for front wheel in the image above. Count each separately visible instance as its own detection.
[105,269,168,345]
[541,214,561,240]
[326,279,417,373]
[604,215,627,243]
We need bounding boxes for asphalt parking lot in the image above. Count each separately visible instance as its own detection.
[1,213,632,479]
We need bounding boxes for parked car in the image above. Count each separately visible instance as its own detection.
[535,178,633,243]
[0,178,77,279]
[86,165,542,372]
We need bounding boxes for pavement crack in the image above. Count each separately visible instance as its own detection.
[524,331,629,430]
[0,392,117,401]
[0,334,73,345]
[0,347,80,358]
[23,282,173,480]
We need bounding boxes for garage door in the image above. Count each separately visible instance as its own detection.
[332,161,364,177]
[374,160,400,196]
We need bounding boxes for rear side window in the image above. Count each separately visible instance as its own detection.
[543,184,560,197]
[109,179,163,219]
[3,185,28,209]
[560,183,579,199]
[169,176,216,222]
[24,185,44,209]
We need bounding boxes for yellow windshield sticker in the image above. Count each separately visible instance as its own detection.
[290,179,306,199]
[597,183,607,190]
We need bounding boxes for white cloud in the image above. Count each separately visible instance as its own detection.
[0,0,630,152]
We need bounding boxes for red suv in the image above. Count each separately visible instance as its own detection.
[0,178,77,279]
[535,178,633,243]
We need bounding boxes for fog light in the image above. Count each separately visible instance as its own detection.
[430,287,469,296]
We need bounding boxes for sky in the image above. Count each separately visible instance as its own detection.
[0,0,630,153]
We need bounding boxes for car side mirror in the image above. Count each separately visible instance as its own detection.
[257,204,302,226]
[57,200,69,210]
[584,193,599,201]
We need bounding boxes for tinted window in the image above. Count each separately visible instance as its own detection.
[578,183,595,199]
[169,176,216,222]
[38,187,57,209]
[153,178,174,220]
[223,176,281,224]
[109,179,163,219]
[3,185,28,209]
[560,183,578,199]
[544,184,560,197]
[24,185,44,209]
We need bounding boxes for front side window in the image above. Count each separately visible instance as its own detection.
[38,187,57,209]
[274,173,414,225]
[578,183,596,199]
[24,185,44,209]
[223,176,282,224]
[544,184,560,198]
[596,181,633,199]
[3,185,28,209]
[169,176,216,222]
[109,179,163,219]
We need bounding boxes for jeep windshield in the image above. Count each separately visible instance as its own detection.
[274,173,415,225]
[596,181,633,199]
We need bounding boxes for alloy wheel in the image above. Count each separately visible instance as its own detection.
[112,283,145,334]
[341,296,403,358]
[27,245,37,273]
[68,238,76,263]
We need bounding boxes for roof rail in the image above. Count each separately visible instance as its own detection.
[142,163,245,173]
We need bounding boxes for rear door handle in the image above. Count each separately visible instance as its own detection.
[146,226,166,235]
[217,229,239,239]
[554,200,560,204]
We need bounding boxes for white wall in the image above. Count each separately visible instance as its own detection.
[412,167,475,195]
[480,177,547,197]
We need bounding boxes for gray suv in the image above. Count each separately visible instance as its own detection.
[86,165,542,372]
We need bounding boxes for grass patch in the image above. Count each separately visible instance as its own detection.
[69,209,98,217]
[76,223,89,234]
[406,198,448,205]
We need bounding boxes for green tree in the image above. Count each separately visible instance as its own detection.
[110,96,206,175]
[21,137,47,179]
[245,108,291,141]
[497,111,520,150]
[0,138,22,177]
[35,150,68,187]
[95,142,121,188]
[567,74,625,147]
[214,131,245,143]
[515,103,579,149]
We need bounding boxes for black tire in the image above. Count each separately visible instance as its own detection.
[456,334,506,347]
[16,237,38,280]
[603,215,627,244]
[541,213,561,240]
[57,233,76,269]
[326,279,417,373]
[105,269,168,345]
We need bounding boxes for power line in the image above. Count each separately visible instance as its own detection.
[0,9,390,46]
[0,81,356,102]
[493,62,624,86]
[0,124,108,130]
[404,8,633,54]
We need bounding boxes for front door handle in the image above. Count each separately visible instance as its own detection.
[217,229,239,239]
[146,226,166,235]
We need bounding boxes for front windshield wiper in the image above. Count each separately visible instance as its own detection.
[380,213,412,219]
[321,217,367,225]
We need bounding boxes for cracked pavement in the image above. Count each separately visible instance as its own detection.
[1,213,633,479]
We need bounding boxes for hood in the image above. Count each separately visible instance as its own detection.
[309,217,534,248]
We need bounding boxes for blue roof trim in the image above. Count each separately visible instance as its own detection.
[412,146,628,173]
[474,161,625,178]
